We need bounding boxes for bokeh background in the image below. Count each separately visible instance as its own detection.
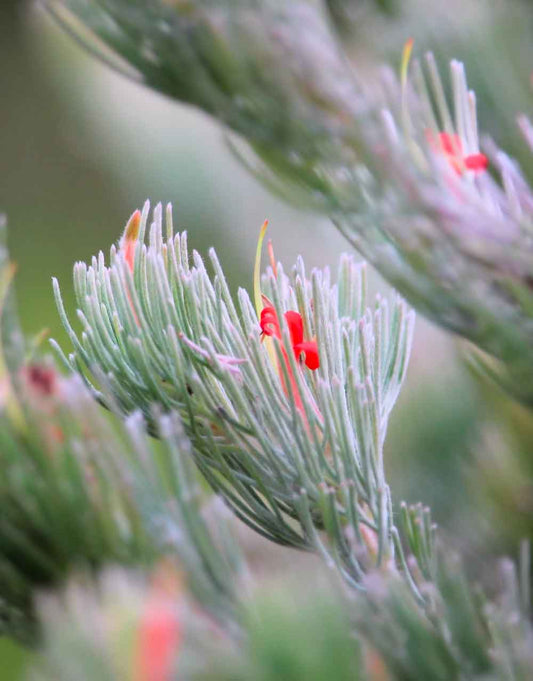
[2,0,533,675]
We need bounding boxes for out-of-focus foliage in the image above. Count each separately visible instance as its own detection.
[325,0,398,39]
[0,370,243,641]
[29,550,533,681]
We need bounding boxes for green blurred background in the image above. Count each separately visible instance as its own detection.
[2,0,533,675]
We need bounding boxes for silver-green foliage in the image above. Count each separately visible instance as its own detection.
[53,201,415,591]
[47,0,533,403]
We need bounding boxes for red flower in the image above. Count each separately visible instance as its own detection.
[252,221,319,416]
[22,364,57,397]
[260,306,319,370]
[134,569,182,681]
[135,600,179,681]
[431,132,488,175]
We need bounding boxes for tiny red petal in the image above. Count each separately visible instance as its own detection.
[260,306,319,372]
[430,131,488,175]
[294,341,320,370]
[438,132,462,156]
[464,153,488,172]
[260,306,280,337]
[284,310,304,347]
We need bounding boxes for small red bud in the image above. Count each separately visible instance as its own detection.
[122,210,142,272]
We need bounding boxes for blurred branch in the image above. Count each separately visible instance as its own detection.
[0,357,243,640]
[30,543,533,680]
